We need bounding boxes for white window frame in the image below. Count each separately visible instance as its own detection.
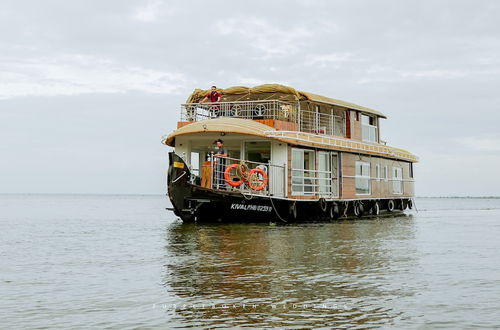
[317,151,332,196]
[375,164,381,181]
[291,148,316,196]
[355,161,371,195]
[315,151,340,198]
[392,167,403,194]
[361,114,378,143]
[383,165,389,182]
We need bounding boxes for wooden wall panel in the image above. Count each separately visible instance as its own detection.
[340,152,415,199]
[255,119,299,131]
[177,121,191,129]
[349,111,362,141]
[178,119,298,131]
[341,153,357,199]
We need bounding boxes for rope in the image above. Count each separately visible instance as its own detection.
[241,192,287,223]
[242,192,253,200]
[269,196,287,223]
[342,201,349,218]
[412,198,419,213]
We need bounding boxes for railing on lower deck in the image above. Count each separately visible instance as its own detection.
[291,168,339,197]
[181,100,298,122]
[194,155,286,198]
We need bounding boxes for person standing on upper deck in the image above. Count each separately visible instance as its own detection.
[200,85,222,117]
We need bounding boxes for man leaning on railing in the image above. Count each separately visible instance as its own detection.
[200,85,222,117]
[213,139,228,190]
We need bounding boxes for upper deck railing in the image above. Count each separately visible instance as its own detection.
[299,110,345,137]
[180,100,346,138]
[181,100,298,122]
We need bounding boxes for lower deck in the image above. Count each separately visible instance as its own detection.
[173,133,415,201]
[167,152,414,223]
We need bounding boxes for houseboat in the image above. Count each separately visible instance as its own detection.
[163,84,418,223]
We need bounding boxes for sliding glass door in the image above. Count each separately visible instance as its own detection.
[292,148,315,195]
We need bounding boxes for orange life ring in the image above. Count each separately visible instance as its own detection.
[247,168,268,191]
[224,164,243,187]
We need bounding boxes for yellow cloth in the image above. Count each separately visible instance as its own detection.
[201,161,212,188]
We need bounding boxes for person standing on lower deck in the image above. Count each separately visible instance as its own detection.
[213,139,228,190]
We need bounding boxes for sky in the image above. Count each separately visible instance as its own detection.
[1,0,500,196]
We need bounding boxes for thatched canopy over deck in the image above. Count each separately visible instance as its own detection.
[186,84,387,119]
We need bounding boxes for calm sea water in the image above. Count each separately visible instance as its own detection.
[1,195,500,329]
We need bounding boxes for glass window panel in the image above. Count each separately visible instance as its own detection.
[392,167,403,194]
[292,149,303,169]
[292,149,315,195]
[356,163,361,176]
[355,162,371,194]
[245,141,271,163]
[318,152,331,194]
[304,151,314,170]
[356,178,370,194]
[331,155,338,177]
[361,114,370,125]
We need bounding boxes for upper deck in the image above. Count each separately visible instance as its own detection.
[171,84,418,163]
[180,99,347,137]
[178,84,386,143]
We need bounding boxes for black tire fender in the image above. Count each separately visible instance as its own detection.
[387,200,395,212]
[319,198,328,212]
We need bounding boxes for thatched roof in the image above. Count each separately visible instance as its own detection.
[186,84,387,118]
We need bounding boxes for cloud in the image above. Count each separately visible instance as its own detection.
[214,17,312,59]
[357,65,470,84]
[455,136,500,153]
[295,0,328,7]
[304,52,361,67]
[0,53,187,99]
[131,0,173,22]
[234,77,289,86]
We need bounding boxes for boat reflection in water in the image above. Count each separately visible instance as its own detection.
[162,215,419,328]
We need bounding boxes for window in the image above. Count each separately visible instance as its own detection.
[244,141,270,163]
[375,164,381,181]
[355,161,371,195]
[317,151,339,197]
[393,167,403,194]
[190,152,200,176]
[383,165,388,182]
[333,116,344,136]
[292,148,315,195]
[361,114,377,142]
[409,163,414,178]
[318,151,331,195]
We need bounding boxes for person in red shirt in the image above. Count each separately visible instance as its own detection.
[200,85,222,117]
[201,85,222,103]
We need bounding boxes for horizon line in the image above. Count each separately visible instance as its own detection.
[1,193,500,199]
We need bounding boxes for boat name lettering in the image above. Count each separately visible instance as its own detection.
[230,204,272,212]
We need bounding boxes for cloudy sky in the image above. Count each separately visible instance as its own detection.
[1,0,499,196]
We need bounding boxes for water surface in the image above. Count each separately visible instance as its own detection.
[1,195,500,328]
